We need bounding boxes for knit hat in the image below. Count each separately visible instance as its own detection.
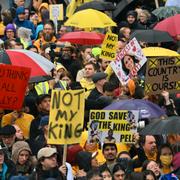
[0,125,16,136]
[16,6,25,16]
[126,10,138,19]
[12,141,32,164]
[5,24,16,34]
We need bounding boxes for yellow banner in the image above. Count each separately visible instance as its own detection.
[48,89,85,144]
[49,4,64,21]
[100,32,118,61]
[89,110,139,143]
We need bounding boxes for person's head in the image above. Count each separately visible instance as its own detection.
[1,125,16,148]
[139,10,151,24]
[14,0,25,7]
[58,25,68,37]
[24,8,30,20]
[5,24,16,40]
[87,170,103,180]
[16,6,26,21]
[121,55,138,75]
[26,45,38,53]
[126,10,137,24]
[157,144,173,168]
[13,124,24,140]
[103,82,116,97]
[117,40,126,53]
[118,151,131,160]
[102,143,117,162]
[12,141,32,165]
[143,170,157,180]
[0,145,5,166]
[99,59,111,71]
[107,129,113,138]
[140,135,157,156]
[84,62,97,79]
[92,72,107,87]
[101,168,112,180]
[33,0,42,11]
[36,94,51,113]
[4,39,17,49]
[60,71,73,87]
[43,21,55,42]
[80,46,92,64]
[119,27,131,40]
[61,43,74,60]
[14,42,24,49]
[113,163,125,180]
[37,147,57,170]
[142,160,160,177]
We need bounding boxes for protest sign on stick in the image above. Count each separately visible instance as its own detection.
[0,64,31,110]
[145,57,180,95]
[100,32,118,61]
[88,110,139,144]
[48,89,85,145]
[111,38,147,85]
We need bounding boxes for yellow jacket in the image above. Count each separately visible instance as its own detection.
[1,112,34,139]
[38,3,49,22]
[0,21,5,36]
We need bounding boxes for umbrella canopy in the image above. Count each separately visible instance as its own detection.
[142,47,180,57]
[154,14,180,39]
[104,99,166,119]
[0,49,55,83]
[140,116,180,135]
[75,1,115,12]
[152,6,180,19]
[64,9,116,28]
[130,30,174,43]
[59,31,105,45]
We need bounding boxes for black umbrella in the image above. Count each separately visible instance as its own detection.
[140,116,180,135]
[130,30,174,43]
[75,1,115,12]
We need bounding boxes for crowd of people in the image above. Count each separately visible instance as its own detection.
[0,0,180,179]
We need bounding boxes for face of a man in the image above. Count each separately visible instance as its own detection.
[18,13,25,21]
[103,145,117,162]
[43,24,54,41]
[2,135,16,148]
[143,135,156,155]
[127,15,135,24]
[41,154,57,170]
[39,97,51,113]
[101,59,110,71]
[15,0,25,7]
[84,64,96,78]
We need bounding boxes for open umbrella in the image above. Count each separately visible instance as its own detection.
[140,116,180,135]
[64,9,116,28]
[75,1,115,12]
[59,31,105,45]
[104,99,166,119]
[142,47,180,57]
[152,6,180,19]
[0,49,55,83]
[130,30,174,43]
[154,14,180,39]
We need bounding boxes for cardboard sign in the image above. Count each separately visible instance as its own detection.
[0,64,30,110]
[88,110,139,144]
[48,89,85,145]
[111,38,147,85]
[145,57,180,95]
[49,4,64,21]
[100,33,118,61]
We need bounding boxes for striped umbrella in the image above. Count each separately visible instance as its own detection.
[0,49,55,83]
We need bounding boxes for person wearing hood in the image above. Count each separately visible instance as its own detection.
[118,10,145,31]
[14,6,35,40]
[11,141,35,176]
[2,24,20,42]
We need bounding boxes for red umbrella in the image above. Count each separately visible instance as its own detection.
[0,49,55,82]
[154,14,180,39]
[59,31,105,45]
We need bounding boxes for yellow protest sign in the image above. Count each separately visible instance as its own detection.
[89,110,139,143]
[100,32,118,61]
[49,4,64,21]
[48,89,85,145]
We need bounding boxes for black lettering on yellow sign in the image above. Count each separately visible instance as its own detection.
[101,50,115,58]
[120,134,134,143]
[98,121,111,129]
[107,35,117,41]
[106,43,115,49]
[109,112,128,120]
[112,123,130,131]
[90,111,105,120]
[48,122,82,139]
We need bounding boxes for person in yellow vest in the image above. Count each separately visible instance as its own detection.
[80,62,96,98]
[1,105,34,139]
[34,21,56,53]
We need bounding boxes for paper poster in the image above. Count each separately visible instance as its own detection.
[49,4,64,21]
[111,38,147,85]
[145,57,180,95]
[0,64,31,110]
[88,110,139,144]
[48,89,85,145]
[100,32,118,61]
